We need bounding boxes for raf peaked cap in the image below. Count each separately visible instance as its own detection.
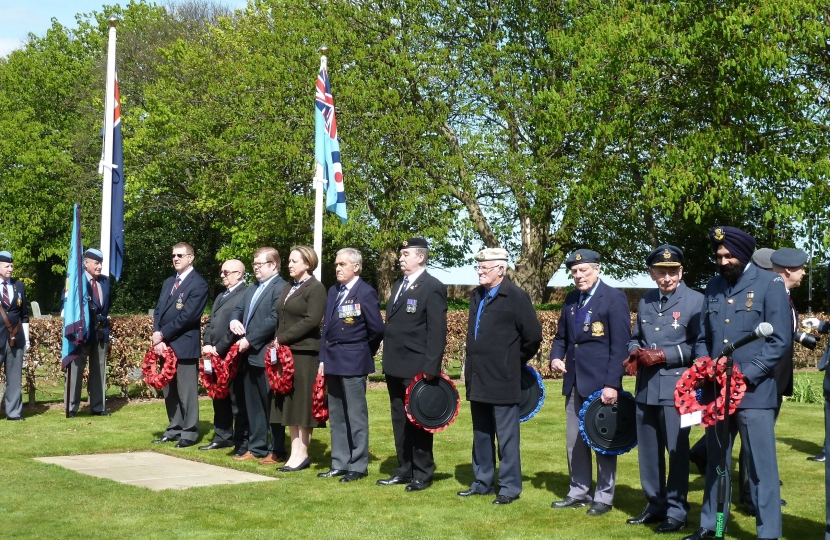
[474,247,509,262]
[84,248,104,262]
[399,237,429,251]
[565,249,600,269]
[0,251,12,263]
[709,226,756,265]
[751,248,774,270]
[646,244,683,267]
[770,247,808,269]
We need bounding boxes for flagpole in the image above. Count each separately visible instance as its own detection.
[312,47,328,281]
[100,16,118,277]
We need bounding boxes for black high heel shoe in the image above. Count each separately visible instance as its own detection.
[277,457,311,472]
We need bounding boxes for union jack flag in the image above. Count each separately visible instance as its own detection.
[315,60,346,223]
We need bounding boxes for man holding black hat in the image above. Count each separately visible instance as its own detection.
[625,245,703,533]
[378,237,447,492]
[0,251,28,421]
[683,226,791,540]
[65,248,112,417]
[549,249,630,516]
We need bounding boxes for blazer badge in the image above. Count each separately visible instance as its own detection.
[591,321,605,337]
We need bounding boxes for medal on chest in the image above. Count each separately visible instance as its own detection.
[406,298,417,313]
[745,291,754,311]
[175,293,184,310]
[672,312,680,329]
[583,310,592,333]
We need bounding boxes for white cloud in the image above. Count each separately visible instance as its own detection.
[0,37,25,58]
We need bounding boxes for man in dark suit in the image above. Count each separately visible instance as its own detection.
[377,237,447,492]
[770,247,807,412]
[809,265,830,538]
[229,247,287,462]
[66,248,112,418]
[683,226,791,540]
[151,242,209,447]
[0,250,28,421]
[317,248,384,483]
[458,248,542,505]
[550,249,631,516]
[624,245,704,533]
[199,258,248,453]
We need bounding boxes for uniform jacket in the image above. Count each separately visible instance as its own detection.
[464,277,542,405]
[153,271,209,359]
[0,278,28,348]
[382,271,448,379]
[628,281,704,405]
[86,274,111,343]
[230,275,287,368]
[550,279,630,398]
[203,284,247,358]
[319,277,384,377]
[772,290,797,398]
[274,277,326,352]
[693,263,792,409]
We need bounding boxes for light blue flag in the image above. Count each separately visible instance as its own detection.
[61,204,88,368]
[315,64,347,223]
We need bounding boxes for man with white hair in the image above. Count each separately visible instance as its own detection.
[0,250,28,421]
[457,247,542,505]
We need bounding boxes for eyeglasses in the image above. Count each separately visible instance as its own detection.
[474,265,498,274]
[252,261,272,269]
[220,270,241,276]
[171,253,191,259]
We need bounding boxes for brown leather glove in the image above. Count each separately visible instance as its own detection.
[639,348,667,368]
[623,349,642,376]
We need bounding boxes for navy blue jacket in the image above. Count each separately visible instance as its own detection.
[0,278,28,348]
[86,274,111,343]
[320,278,384,377]
[153,271,209,360]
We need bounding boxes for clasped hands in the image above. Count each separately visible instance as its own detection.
[229,320,250,352]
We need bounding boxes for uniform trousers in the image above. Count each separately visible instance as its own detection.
[565,391,617,505]
[469,401,521,498]
[824,398,830,540]
[66,340,107,414]
[327,375,369,473]
[162,358,199,442]
[211,361,248,450]
[386,375,434,481]
[0,342,23,419]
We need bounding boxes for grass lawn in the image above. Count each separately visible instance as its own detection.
[0,374,826,539]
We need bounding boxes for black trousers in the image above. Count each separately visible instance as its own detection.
[212,361,249,451]
[386,375,435,481]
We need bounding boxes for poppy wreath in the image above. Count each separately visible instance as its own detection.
[264,342,295,394]
[311,372,329,423]
[674,356,747,427]
[142,346,178,390]
[198,343,241,400]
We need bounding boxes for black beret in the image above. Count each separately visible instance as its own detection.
[709,226,756,265]
[646,244,683,267]
[770,247,808,269]
[0,251,11,263]
[399,237,429,251]
[565,249,600,269]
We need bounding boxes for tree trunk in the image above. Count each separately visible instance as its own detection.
[375,247,399,303]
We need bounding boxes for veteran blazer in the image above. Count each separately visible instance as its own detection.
[628,282,704,406]
[274,277,326,352]
[464,277,543,405]
[84,274,112,343]
[0,278,28,349]
[230,275,287,368]
[203,284,247,358]
[693,263,792,409]
[319,278,384,377]
[550,279,630,398]
[153,271,209,360]
[382,271,448,379]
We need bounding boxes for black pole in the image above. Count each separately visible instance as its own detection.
[65,364,72,418]
[715,353,734,538]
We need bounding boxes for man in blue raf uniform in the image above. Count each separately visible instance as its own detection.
[624,245,703,533]
[0,251,28,421]
[683,226,791,540]
[151,242,209,448]
[317,248,384,483]
[66,248,112,417]
[550,249,630,516]
[378,237,447,492]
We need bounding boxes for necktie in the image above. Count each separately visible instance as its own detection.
[245,282,266,327]
[475,292,491,339]
[91,278,101,306]
[578,293,587,308]
[1,281,9,309]
[335,284,347,306]
[169,275,181,297]
[393,277,410,308]
[661,295,668,309]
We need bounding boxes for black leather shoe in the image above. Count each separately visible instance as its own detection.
[587,502,612,516]
[199,442,234,451]
[175,439,195,448]
[317,469,348,478]
[405,479,431,492]
[655,517,686,533]
[682,528,716,540]
[626,510,664,525]
[552,496,592,509]
[807,452,826,462]
[152,436,175,444]
[339,471,367,483]
[457,488,492,497]
[66,412,77,418]
[377,475,412,486]
[743,502,757,517]
[91,410,112,416]
[7,416,24,421]
[278,458,311,472]
[493,495,518,505]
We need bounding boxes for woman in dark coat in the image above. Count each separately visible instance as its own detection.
[270,245,327,471]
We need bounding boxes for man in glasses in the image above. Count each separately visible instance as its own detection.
[151,243,209,447]
[200,259,249,454]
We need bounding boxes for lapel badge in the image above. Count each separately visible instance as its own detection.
[17,295,22,307]
[591,321,605,337]
[406,298,417,313]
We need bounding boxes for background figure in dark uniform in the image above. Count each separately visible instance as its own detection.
[0,251,28,421]
[684,227,791,540]
[458,248,542,505]
[550,249,630,516]
[378,237,447,492]
[804,264,830,464]
[625,245,703,533]
[65,248,111,417]
[770,247,808,413]
[151,242,209,447]
[199,258,248,454]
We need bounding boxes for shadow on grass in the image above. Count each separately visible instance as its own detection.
[778,436,823,457]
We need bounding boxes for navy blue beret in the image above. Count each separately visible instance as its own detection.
[565,249,600,269]
[770,247,808,268]
[646,244,683,267]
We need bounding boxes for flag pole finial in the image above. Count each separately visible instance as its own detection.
[317,45,328,55]
[108,16,119,27]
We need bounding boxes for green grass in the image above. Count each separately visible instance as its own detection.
[0,376,825,539]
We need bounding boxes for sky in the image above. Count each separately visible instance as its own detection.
[0,1,652,287]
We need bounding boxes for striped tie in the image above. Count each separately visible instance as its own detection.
[393,277,409,308]
[169,275,181,297]
[1,281,8,309]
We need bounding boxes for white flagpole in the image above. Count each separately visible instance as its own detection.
[99,16,118,277]
[312,48,328,281]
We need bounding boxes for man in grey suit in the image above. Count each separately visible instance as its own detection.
[625,245,703,533]
[229,247,286,461]
[199,259,248,453]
